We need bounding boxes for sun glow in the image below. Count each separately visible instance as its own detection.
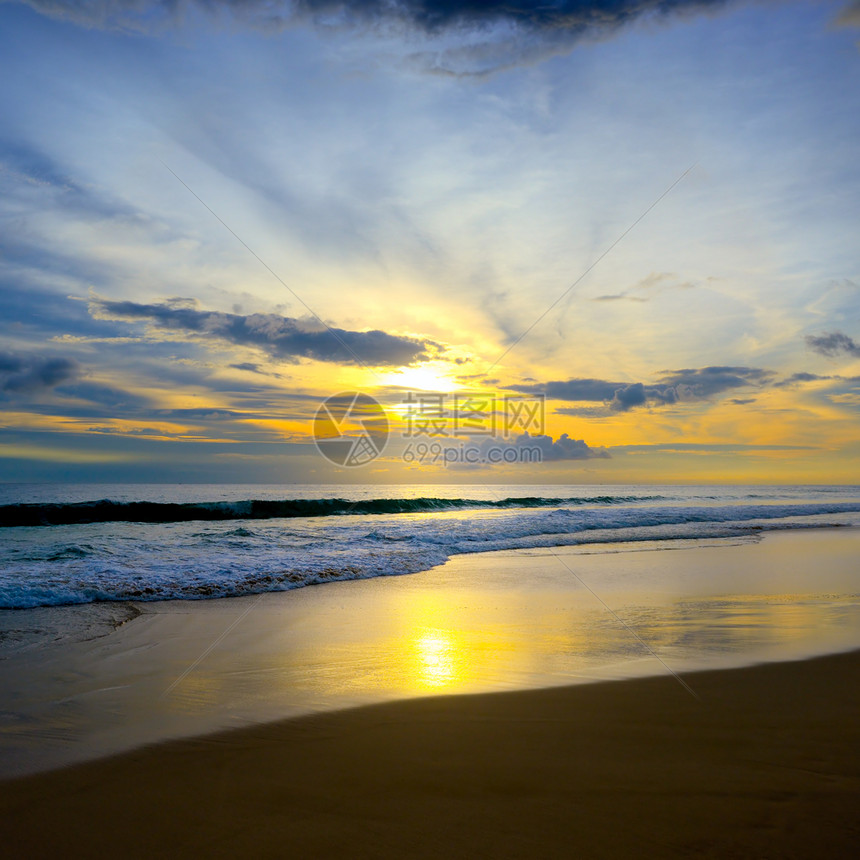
[379,364,461,394]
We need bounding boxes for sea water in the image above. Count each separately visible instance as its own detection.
[1,483,859,609]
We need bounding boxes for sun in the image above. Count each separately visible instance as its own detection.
[379,364,460,393]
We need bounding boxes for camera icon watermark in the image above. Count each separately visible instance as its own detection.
[313,389,546,468]
[313,392,389,467]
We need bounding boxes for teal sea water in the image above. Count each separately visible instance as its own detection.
[1,483,859,608]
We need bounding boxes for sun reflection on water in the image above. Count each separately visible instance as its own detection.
[413,628,461,689]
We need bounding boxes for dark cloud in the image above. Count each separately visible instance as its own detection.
[91,298,431,366]
[654,366,774,397]
[17,0,738,72]
[785,371,827,383]
[609,366,772,410]
[591,293,649,303]
[520,432,609,461]
[467,432,609,462]
[805,331,860,358]
[16,0,737,32]
[610,382,648,411]
[318,0,732,33]
[511,366,771,412]
[229,362,285,378]
[774,372,829,388]
[511,378,621,401]
[0,351,79,395]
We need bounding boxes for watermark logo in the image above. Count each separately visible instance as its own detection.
[401,392,544,439]
[313,390,546,468]
[402,441,543,466]
[313,392,389,467]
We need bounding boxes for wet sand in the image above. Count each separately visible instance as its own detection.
[1,529,860,780]
[1,648,858,858]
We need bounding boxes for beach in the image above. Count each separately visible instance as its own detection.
[2,528,860,778]
[1,525,859,856]
[1,649,858,858]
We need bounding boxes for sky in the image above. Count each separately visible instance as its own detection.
[1,0,859,484]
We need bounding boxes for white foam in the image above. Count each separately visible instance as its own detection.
[1,496,859,608]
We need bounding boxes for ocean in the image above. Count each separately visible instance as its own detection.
[1,483,859,609]
[2,483,860,776]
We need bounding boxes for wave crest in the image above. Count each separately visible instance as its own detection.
[0,494,662,528]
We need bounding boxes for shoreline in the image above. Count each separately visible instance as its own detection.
[2,524,854,656]
[2,648,859,857]
[1,528,859,781]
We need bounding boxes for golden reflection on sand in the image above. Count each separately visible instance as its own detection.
[4,532,860,777]
[156,532,860,714]
[413,629,459,689]
[390,589,566,694]
[180,592,858,711]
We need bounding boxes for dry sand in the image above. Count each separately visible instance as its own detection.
[2,649,858,858]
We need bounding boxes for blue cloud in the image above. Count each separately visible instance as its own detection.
[511,366,772,411]
[14,0,737,35]
[806,331,860,358]
[0,350,79,394]
[91,297,433,366]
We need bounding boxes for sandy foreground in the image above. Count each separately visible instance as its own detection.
[1,648,858,859]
